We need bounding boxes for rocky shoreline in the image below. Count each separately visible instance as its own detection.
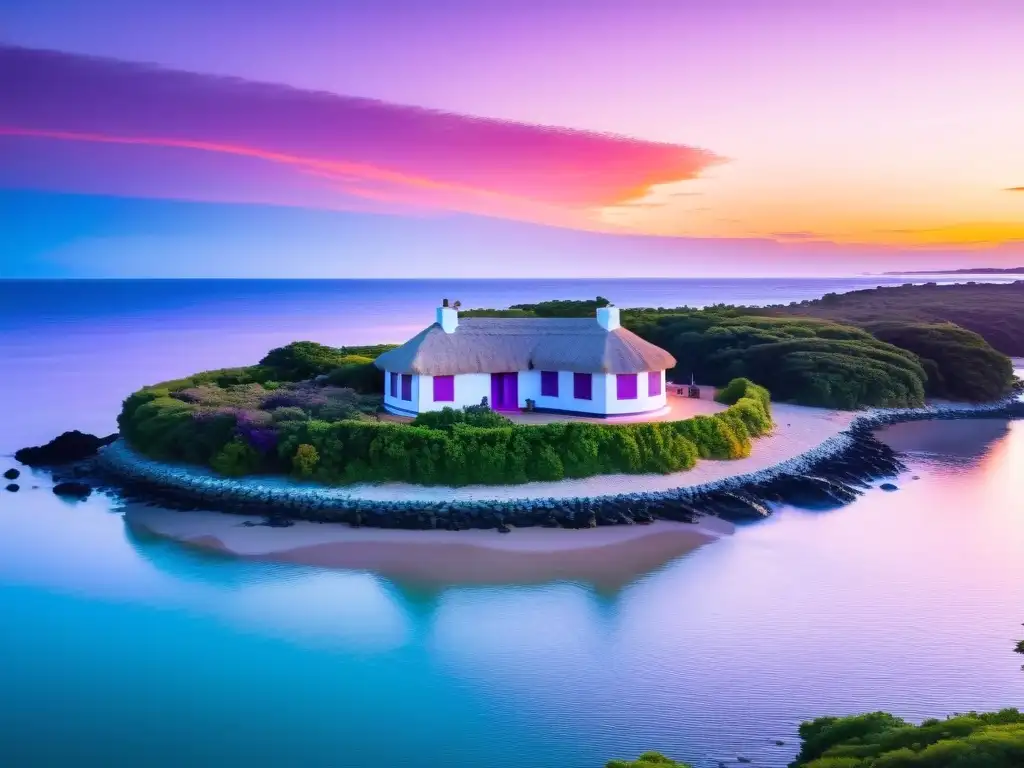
[76,398,1023,530]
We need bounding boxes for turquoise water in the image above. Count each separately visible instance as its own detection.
[1,280,1023,767]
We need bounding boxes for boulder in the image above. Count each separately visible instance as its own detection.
[15,431,118,467]
[880,482,899,492]
[5,483,18,493]
[3,468,19,480]
[52,481,92,500]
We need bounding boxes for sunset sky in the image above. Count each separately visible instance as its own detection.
[2,0,1022,277]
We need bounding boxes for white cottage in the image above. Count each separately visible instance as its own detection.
[374,304,677,418]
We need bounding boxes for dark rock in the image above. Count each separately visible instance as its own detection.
[698,490,772,521]
[5,483,19,492]
[774,740,785,746]
[737,758,752,764]
[52,481,92,500]
[3,468,19,480]
[497,522,511,534]
[880,482,899,492]
[15,431,118,467]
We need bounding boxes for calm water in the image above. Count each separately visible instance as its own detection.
[1,278,1022,768]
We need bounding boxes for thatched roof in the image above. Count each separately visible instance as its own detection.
[374,318,676,375]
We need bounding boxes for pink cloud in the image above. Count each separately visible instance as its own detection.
[0,45,722,225]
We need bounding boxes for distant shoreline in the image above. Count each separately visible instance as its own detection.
[882,267,1024,275]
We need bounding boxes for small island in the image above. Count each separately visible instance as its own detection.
[69,286,1019,533]
[117,303,772,487]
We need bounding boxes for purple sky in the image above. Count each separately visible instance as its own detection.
[1,0,1022,276]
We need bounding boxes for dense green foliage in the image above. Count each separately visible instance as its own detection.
[258,341,395,392]
[412,404,514,430]
[790,708,1024,767]
[466,295,1015,408]
[863,322,1014,401]
[629,311,928,409]
[606,752,692,768]
[775,281,1024,356]
[119,359,772,485]
[291,443,319,477]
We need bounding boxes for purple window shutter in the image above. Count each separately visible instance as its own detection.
[648,371,662,396]
[401,374,412,401]
[541,371,559,397]
[389,372,398,398]
[617,373,638,400]
[433,375,454,402]
[573,372,592,400]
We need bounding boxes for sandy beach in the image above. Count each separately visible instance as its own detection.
[125,505,734,586]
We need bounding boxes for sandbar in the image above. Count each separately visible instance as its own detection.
[124,505,733,587]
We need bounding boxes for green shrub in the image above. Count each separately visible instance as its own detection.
[413,405,514,430]
[260,341,394,383]
[271,406,309,423]
[291,443,319,478]
[210,438,261,477]
[324,357,384,393]
[791,709,1024,767]
[716,377,756,405]
[867,321,1014,401]
[606,752,692,768]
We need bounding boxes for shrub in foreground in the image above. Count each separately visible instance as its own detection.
[291,443,319,478]
[606,752,692,768]
[413,404,514,430]
[791,708,1024,767]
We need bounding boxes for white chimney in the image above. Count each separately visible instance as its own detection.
[596,306,620,331]
[436,302,459,333]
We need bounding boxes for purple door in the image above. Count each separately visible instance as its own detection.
[490,372,519,410]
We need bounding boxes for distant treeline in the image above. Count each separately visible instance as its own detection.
[772,280,1024,356]
[885,267,1024,274]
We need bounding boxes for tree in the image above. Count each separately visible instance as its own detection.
[292,443,319,478]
